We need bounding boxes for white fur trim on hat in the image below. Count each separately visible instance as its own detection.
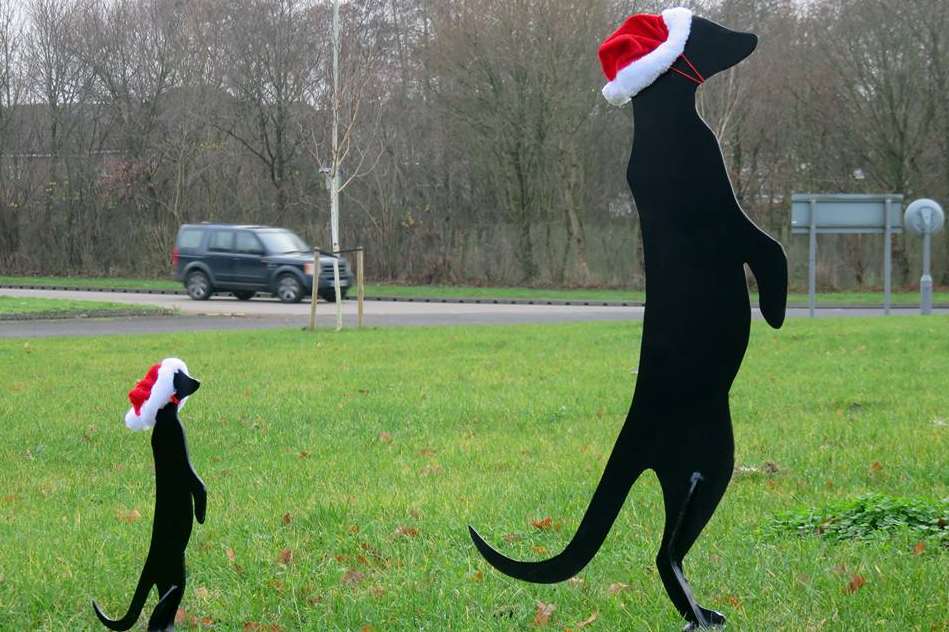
[602,8,693,106]
[125,358,191,431]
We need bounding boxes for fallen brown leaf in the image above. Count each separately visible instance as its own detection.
[226,547,236,562]
[116,508,141,524]
[531,516,553,530]
[418,448,436,457]
[533,601,556,627]
[378,432,393,444]
[845,574,866,594]
[268,579,285,593]
[607,582,629,595]
[725,594,742,609]
[277,548,293,565]
[298,450,310,459]
[576,611,598,628]
[502,533,520,543]
[395,525,419,538]
[176,608,213,628]
[282,512,292,526]
[420,463,442,476]
[531,545,548,555]
[912,542,925,556]
[342,569,364,586]
[869,461,883,473]
[471,570,483,582]
[243,623,283,632]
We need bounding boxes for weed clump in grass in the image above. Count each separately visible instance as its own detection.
[770,494,948,544]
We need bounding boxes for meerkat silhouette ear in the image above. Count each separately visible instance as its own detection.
[173,370,201,399]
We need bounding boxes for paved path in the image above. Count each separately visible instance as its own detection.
[0,288,944,338]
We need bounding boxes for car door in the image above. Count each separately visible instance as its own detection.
[206,229,236,283]
[233,231,269,287]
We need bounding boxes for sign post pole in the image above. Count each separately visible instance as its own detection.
[922,232,932,315]
[808,197,817,318]
[884,197,892,315]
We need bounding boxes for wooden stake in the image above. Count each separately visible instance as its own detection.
[308,248,320,332]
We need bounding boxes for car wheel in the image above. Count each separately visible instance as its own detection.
[276,274,304,303]
[186,271,212,301]
[319,288,348,303]
[233,290,255,301]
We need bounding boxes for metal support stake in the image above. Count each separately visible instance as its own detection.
[883,197,892,315]
[308,248,320,332]
[808,198,817,318]
[357,247,365,328]
[921,232,933,315]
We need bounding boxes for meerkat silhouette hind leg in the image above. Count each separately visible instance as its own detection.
[147,583,182,632]
[656,468,731,630]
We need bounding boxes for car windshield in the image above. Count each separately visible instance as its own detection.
[258,230,309,254]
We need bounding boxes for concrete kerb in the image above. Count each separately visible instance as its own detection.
[1,283,946,310]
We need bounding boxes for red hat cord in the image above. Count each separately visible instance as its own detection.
[125,358,191,431]
[599,7,699,105]
[670,54,704,86]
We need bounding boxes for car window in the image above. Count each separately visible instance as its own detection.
[258,230,309,254]
[235,231,264,254]
[208,230,235,252]
[177,228,204,249]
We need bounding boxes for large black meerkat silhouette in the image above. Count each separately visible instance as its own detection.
[93,360,206,632]
[469,10,787,630]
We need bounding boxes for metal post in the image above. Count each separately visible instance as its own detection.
[329,0,343,332]
[357,247,365,328]
[308,248,320,331]
[808,198,817,318]
[883,197,892,315]
[921,232,933,315]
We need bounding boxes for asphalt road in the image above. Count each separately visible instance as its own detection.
[0,288,944,338]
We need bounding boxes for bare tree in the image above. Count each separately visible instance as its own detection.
[219,0,323,223]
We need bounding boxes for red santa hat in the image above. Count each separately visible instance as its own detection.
[125,358,192,431]
[599,7,694,106]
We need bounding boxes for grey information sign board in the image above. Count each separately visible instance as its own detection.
[791,194,903,316]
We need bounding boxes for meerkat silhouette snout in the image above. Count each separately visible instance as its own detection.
[684,17,758,79]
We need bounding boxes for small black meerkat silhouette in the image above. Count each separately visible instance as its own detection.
[469,9,787,630]
[93,359,206,632]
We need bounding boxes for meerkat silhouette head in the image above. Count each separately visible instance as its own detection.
[682,16,757,81]
[125,358,201,431]
[599,8,758,106]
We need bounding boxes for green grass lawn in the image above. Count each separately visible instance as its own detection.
[0,296,169,318]
[2,274,946,306]
[0,319,946,630]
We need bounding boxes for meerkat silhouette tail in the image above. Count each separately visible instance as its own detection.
[469,423,646,583]
[92,567,153,631]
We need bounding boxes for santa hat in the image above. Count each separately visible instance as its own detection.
[599,8,695,106]
[125,358,192,431]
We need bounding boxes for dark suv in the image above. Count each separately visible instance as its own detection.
[172,224,353,303]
